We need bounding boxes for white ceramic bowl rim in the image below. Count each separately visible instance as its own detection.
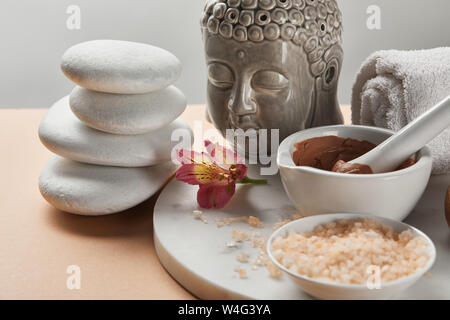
[266,213,437,290]
[277,125,433,179]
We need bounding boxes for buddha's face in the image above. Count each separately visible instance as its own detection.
[204,34,316,150]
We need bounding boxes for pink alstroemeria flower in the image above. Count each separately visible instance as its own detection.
[175,140,267,209]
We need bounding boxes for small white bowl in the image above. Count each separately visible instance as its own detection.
[267,213,436,300]
[277,125,433,221]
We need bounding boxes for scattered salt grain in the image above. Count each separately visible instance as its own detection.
[248,216,264,228]
[250,232,264,248]
[217,211,304,280]
[234,266,248,279]
[226,241,238,248]
[216,216,263,229]
[236,252,249,263]
[193,210,208,224]
[232,229,250,242]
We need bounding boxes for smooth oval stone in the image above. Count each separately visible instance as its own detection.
[70,85,187,135]
[39,156,177,216]
[39,96,193,167]
[61,40,182,94]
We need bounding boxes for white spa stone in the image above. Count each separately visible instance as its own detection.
[39,96,193,167]
[69,85,187,135]
[39,156,177,216]
[61,40,182,94]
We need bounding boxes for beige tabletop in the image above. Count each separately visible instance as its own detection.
[0,105,351,300]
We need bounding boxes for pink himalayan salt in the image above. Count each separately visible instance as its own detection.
[236,252,249,263]
[216,216,264,228]
[271,218,430,285]
[234,266,248,279]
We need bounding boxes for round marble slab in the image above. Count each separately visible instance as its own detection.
[154,167,312,300]
[154,166,450,300]
[40,156,177,216]
[39,96,193,167]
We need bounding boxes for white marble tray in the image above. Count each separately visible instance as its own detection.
[154,166,450,300]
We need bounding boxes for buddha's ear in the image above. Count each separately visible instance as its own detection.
[311,44,344,127]
[321,44,343,91]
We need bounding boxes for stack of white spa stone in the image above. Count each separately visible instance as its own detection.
[38,40,192,216]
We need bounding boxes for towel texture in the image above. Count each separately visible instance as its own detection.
[352,48,450,174]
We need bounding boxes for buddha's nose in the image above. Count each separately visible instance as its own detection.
[227,82,257,116]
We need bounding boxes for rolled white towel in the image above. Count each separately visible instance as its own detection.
[352,48,450,175]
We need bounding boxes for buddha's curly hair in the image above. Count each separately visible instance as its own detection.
[201,0,343,77]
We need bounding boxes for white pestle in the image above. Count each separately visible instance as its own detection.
[350,95,450,173]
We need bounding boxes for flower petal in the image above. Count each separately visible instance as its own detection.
[233,164,248,181]
[204,140,244,168]
[197,183,236,209]
[176,163,228,185]
[176,149,215,166]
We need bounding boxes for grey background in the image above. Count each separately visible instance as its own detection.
[0,0,449,108]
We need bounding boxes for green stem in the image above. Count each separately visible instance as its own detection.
[237,176,268,185]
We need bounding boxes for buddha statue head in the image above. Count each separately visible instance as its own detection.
[201,0,344,157]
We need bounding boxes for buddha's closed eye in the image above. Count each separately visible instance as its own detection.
[208,63,234,89]
[251,70,289,93]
